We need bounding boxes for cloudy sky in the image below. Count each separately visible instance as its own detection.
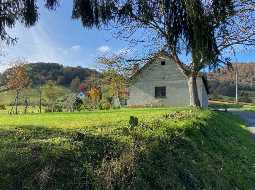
[0,1,130,72]
[1,1,255,72]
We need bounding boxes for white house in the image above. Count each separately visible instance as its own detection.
[127,54,209,108]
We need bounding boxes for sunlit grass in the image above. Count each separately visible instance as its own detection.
[0,108,255,189]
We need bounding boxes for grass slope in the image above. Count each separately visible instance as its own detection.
[0,108,255,189]
[0,87,70,106]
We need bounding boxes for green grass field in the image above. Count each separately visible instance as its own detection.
[0,108,182,132]
[0,87,70,106]
[1,108,255,189]
[209,100,255,111]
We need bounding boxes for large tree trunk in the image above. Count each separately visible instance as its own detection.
[187,75,201,107]
[170,51,201,107]
[39,89,42,113]
[24,97,29,114]
[113,89,121,108]
[15,90,20,114]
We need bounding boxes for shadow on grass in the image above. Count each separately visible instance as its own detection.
[132,112,255,190]
[0,125,128,190]
[0,111,255,190]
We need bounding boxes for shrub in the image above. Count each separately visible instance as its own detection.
[239,92,253,103]
[0,104,6,110]
[129,116,138,129]
[98,99,111,110]
[73,97,83,111]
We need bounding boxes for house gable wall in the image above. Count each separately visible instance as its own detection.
[127,56,208,107]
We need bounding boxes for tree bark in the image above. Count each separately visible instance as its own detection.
[113,89,121,108]
[187,75,201,107]
[169,51,202,107]
[39,89,42,113]
[15,90,20,114]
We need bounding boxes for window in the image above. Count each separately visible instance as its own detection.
[155,87,166,98]
[161,61,166,65]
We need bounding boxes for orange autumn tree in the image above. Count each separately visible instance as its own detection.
[7,61,30,114]
[88,87,101,107]
[97,53,129,108]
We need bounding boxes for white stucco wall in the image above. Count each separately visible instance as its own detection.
[127,56,208,107]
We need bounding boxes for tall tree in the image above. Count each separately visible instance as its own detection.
[68,0,255,106]
[3,0,255,106]
[88,87,101,107]
[7,61,30,114]
[70,76,81,92]
[42,80,65,112]
[98,54,128,107]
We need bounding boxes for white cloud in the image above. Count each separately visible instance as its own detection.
[116,48,132,55]
[70,45,81,51]
[3,23,63,65]
[97,45,111,53]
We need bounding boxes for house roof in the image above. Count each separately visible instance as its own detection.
[129,51,169,82]
[129,52,210,94]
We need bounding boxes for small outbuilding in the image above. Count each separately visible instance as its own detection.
[127,53,209,108]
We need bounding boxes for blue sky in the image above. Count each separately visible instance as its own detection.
[1,1,255,72]
[0,1,130,72]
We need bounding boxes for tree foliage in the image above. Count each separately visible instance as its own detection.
[6,61,30,91]
[2,0,255,106]
[66,0,235,107]
[42,80,66,112]
[67,0,255,106]
[70,76,81,92]
[88,87,101,105]
[70,0,235,71]
[6,60,30,114]
[0,0,59,45]
[98,54,128,107]
[1,62,100,87]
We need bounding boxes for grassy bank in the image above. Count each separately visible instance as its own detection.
[0,108,255,189]
[209,100,255,111]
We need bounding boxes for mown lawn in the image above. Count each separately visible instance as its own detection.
[209,100,255,111]
[0,108,255,189]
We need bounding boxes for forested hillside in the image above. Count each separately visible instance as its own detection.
[208,63,255,100]
[0,62,100,87]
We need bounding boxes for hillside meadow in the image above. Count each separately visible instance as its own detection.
[0,87,70,106]
[0,108,255,189]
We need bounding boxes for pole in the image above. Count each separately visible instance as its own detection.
[39,89,42,113]
[39,77,42,113]
[235,66,238,104]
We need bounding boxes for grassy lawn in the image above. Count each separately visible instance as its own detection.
[209,100,255,111]
[1,108,255,189]
[0,87,70,106]
[0,108,182,130]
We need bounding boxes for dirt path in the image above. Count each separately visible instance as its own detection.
[230,110,255,139]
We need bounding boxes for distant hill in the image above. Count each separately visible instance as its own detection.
[208,63,255,100]
[0,62,100,87]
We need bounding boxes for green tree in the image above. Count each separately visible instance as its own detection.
[98,54,128,108]
[70,76,81,92]
[7,61,30,114]
[64,0,255,106]
[4,1,255,106]
[42,81,66,112]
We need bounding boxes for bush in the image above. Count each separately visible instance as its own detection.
[0,104,6,110]
[129,116,138,129]
[98,99,111,110]
[73,97,83,111]
[210,92,222,100]
[239,92,253,103]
